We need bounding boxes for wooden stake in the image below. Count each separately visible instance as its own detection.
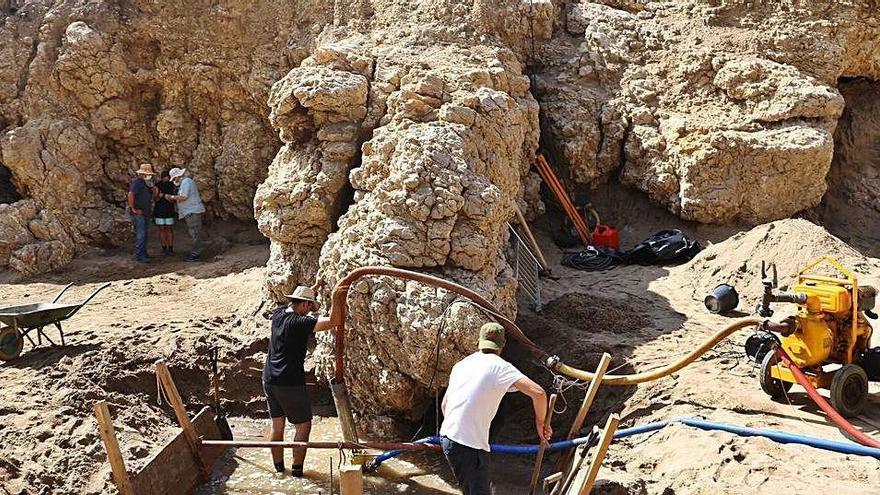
[543,471,563,494]
[514,205,550,271]
[554,440,590,495]
[555,353,612,471]
[528,393,558,495]
[93,401,134,495]
[155,360,210,477]
[570,414,619,495]
[339,464,364,495]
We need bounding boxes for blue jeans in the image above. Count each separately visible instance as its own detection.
[132,214,148,260]
[442,437,491,495]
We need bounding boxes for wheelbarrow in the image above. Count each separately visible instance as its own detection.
[0,282,111,361]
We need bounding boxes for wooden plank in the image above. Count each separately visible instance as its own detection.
[93,401,135,495]
[155,360,210,476]
[131,407,224,495]
[570,414,619,495]
[528,393,558,495]
[339,464,364,495]
[555,353,612,471]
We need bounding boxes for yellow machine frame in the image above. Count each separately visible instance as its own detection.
[769,257,868,389]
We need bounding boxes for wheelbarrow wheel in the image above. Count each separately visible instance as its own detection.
[0,325,24,361]
[830,364,868,418]
[760,351,792,398]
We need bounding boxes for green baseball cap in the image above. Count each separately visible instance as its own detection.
[479,322,506,351]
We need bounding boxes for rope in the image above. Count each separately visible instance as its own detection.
[409,298,463,442]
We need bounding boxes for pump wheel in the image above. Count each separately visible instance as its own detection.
[830,364,869,418]
[0,326,23,361]
[760,351,793,398]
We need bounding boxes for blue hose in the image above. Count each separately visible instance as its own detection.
[678,418,880,459]
[364,418,880,472]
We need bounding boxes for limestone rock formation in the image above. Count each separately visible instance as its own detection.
[538,0,879,224]
[253,39,540,433]
[4,0,880,437]
[0,0,320,275]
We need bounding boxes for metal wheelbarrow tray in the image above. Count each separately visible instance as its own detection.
[0,282,110,361]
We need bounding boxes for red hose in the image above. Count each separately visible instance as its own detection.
[775,348,880,448]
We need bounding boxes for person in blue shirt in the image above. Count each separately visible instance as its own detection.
[127,163,157,262]
[163,167,206,261]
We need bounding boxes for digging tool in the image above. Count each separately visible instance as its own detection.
[209,347,234,440]
[528,393,557,495]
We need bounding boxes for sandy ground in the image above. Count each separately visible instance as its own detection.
[1,216,880,494]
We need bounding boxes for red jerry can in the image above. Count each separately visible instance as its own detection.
[592,224,620,249]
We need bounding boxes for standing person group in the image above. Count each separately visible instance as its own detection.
[127,163,205,262]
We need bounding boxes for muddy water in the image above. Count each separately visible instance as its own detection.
[197,416,462,494]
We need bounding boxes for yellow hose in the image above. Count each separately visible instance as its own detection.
[555,318,761,385]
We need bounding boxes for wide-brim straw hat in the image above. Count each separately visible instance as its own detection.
[136,163,156,175]
[169,167,186,179]
[285,285,320,310]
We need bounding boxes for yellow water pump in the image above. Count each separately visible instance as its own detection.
[751,257,879,417]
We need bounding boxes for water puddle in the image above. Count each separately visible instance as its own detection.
[196,416,460,494]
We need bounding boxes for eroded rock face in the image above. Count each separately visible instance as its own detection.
[255,40,540,433]
[539,0,879,224]
[0,0,326,275]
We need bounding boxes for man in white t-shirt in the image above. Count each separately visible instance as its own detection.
[440,322,550,494]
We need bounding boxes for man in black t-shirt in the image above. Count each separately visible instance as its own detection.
[263,285,333,477]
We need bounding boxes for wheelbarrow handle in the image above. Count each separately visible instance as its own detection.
[51,283,75,303]
[65,282,111,319]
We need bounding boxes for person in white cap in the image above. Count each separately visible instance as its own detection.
[128,163,157,262]
[262,285,334,477]
[161,167,205,261]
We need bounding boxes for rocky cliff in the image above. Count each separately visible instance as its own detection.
[3,0,880,433]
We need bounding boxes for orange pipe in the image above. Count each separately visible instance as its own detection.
[534,155,591,246]
[775,348,880,448]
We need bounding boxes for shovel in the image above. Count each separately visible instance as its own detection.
[209,347,234,440]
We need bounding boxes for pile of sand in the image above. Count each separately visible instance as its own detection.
[670,219,880,308]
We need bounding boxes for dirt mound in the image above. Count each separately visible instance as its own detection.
[670,218,880,308]
[496,293,653,445]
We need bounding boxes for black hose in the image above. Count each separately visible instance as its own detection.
[561,246,623,271]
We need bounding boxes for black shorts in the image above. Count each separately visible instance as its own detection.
[263,382,312,424]
[441,437,491,495]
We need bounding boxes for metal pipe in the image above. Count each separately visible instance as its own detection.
[200,439,441,451]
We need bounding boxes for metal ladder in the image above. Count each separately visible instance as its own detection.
[508,223,542,312]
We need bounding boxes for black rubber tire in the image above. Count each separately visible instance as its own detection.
[0,326,23,361]
[760,351,793,398]
[830,364,869,418]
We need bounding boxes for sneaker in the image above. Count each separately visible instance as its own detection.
[136,257,149,263]
[185,253,201,262]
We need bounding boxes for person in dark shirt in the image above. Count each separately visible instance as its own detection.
[128,163,157,262]
[263,285,334,477]
[153,171,177,255]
